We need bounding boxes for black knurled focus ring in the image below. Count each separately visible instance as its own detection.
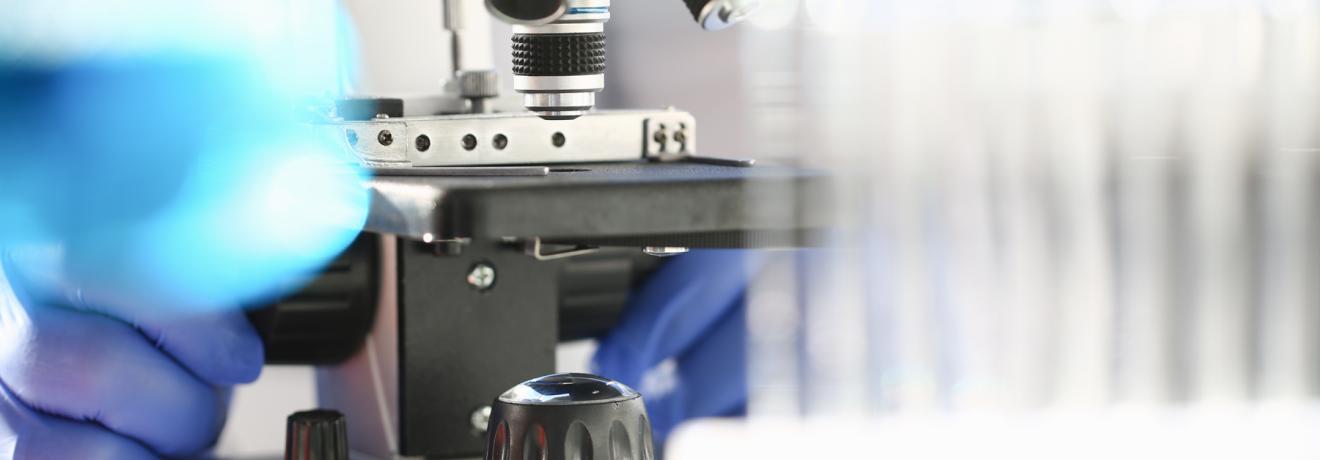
[512,33,606,76]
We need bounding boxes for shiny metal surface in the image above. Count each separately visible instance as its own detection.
[512,74,604,92]
[642,247,690,257]
[498,373,639,406]
[521,92,594,120]
[374,166,550,177]
[523,238,600,261]
[334,109,697,167]
[511,22,603,35]
[466,263,496,291]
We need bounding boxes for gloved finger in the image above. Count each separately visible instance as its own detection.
[634,290,748,444]
[593,250,764,385]
[0,297,227,456]
[0,382,157,460]
[4,246,264,386]
[130,311,265,386]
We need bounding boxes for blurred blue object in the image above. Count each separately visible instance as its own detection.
[0,1,367,314]
[0,1,362,457]
[592,250,765,447]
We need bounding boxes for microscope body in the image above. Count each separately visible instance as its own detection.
[250,1,827,458]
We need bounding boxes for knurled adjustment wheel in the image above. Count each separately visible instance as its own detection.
[484,373,655,460]
[512,33,607,76]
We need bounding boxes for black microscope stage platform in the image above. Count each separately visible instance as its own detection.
[365,161,831,248]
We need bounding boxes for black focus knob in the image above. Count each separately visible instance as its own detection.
[286,409,349,460]
[485,373,655,460]
[249,234,380,365]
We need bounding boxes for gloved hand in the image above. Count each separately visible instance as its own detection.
[0,248,264,459]
[592,250,767,447]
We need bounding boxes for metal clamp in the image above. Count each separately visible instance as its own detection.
[523,238,599,261]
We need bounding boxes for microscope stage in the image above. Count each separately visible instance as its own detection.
[365,160,829,248]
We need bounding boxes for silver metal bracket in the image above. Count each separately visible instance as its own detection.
[332,109,697,167]
[643,109,696,161]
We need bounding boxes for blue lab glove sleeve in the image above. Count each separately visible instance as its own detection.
[0,248,264,459]
[592,250,766,446]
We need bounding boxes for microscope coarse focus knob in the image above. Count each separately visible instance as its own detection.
[485,373,655,460]
[286,409,350,460]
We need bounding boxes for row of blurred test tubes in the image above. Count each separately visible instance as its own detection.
[740,0,1320,416]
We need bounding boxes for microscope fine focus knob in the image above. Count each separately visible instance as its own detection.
[485,373,655,460]
[285,409,349,460]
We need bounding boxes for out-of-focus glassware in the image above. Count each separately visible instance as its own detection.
[0,0,368,314]
[714,1,1320,456]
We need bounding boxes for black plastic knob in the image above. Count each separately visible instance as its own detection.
[683,0,710,20]
[249,234,380,365]
[286,409,349,460]
[488,0,566,24]
[485,373,655,460]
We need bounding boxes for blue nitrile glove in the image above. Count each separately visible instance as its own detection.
[0,249,264,459]
[592,250,766,447]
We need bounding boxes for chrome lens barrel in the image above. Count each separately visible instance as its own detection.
[511,0,609,120]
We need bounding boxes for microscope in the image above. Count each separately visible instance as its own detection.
[250,1,824,458]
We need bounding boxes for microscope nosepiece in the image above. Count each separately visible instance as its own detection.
[511,1,609,120]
